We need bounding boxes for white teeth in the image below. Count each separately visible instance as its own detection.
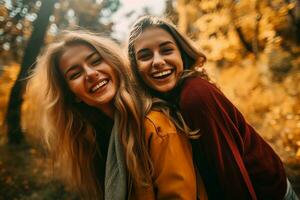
[152,70,172,78]
[91,80,108,92]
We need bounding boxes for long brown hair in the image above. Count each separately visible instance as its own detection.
[127,16,210,138]
[27,31,153,199]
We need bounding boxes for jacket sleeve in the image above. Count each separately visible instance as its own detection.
[179,77,287,200]
[143,111,197,200]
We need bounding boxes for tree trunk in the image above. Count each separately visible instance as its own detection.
[5,0,57,145]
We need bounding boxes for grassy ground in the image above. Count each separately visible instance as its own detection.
[0,138,78,200]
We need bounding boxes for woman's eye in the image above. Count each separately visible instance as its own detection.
[138,53,152,60]
[91,59,102,66]
[69,71,81,80]
[161,48,173,54]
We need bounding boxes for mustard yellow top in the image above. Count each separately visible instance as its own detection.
[133,111,208,200]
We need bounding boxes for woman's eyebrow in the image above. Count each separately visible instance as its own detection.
[159,41,174,47]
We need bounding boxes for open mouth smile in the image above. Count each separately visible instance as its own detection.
[90,79,109,93]
[151,69,174,79]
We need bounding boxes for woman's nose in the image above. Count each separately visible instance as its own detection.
[84,65,99,82]
[152,52,166,68]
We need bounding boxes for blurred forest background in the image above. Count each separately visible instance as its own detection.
[0,0,300,199]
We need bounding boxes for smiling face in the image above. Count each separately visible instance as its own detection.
[133,27,184,93]
[59,44,118,116]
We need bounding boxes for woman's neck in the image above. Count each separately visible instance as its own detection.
[97,103,114,119]
[149,81,183,104]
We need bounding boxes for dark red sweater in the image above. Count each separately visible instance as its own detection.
[179,77,286,200]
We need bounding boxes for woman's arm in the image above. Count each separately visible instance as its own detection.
[179,77,287,200]
[138,111,197,200]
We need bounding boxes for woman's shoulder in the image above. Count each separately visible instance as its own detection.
[180,76,222,108]
[144,111,177,139]
[182,76,218,94]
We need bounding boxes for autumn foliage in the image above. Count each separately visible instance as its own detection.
[0,0,299,198]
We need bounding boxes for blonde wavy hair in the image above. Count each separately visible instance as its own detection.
[27,31,154,199]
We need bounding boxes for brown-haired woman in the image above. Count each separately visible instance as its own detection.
[128,15,298,200]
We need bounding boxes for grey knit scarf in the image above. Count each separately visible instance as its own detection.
[104,114,127,200]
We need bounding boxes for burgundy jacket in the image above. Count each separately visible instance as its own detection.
[177,77,287,200]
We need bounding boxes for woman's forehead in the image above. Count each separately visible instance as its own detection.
[59,44,96,73]
[134,27,177,49]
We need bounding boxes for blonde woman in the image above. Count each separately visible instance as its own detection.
[27,31,202,199]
